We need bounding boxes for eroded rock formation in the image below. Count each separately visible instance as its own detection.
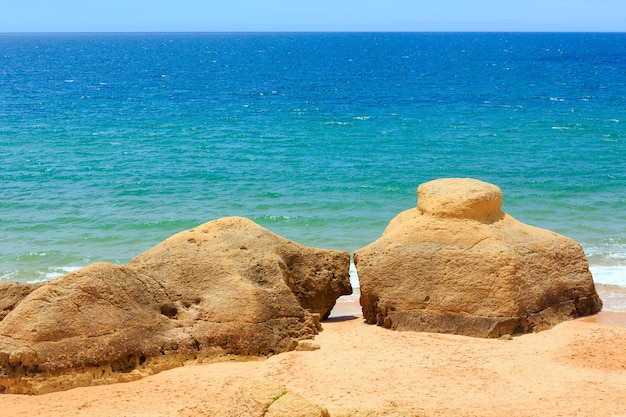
[0,281,43,322]
[217,379,330,417]
[354,178,602,338]
[217,379,425,417]
[0,217,351,394]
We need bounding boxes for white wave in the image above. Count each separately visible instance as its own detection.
[584,241,626,265]
[0,271,16,281]
[37,266,82,282]
[349,260,360,289]
[262,215,299,221]
[595,284,626,312]
[590,266,626,287]
[335,288,361,304]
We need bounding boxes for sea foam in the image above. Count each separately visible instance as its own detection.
[590,266,626,287]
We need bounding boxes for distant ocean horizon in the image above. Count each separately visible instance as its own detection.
[1,32,624,309]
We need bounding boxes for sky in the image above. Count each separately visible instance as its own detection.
[0,0,625,32]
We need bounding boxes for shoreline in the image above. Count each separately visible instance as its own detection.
[582,310,626,328]
[595,283,626,312]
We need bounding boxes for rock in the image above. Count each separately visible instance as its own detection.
[0,282,44,322]
[217,379,287,417]
[295,340,321,351]
[354,178,602,338]
[265,391,330,417]
[217,379,329,417]
[128,217,351,321]
[0,217,351,394]
[0,263,186,394]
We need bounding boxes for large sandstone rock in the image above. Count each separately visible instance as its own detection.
[354,178,602,338]
[0,217,351,394]
[0,281,43,322]
[128,216,350,321]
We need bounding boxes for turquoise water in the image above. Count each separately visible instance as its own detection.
[1,33,625,304]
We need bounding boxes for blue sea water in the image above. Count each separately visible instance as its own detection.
[1,33,625,307]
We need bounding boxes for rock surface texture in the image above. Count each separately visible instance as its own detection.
[216,379,425,417]
[217,379,330,417]
[354,178,602,338]
[0,282,43,322]
[0,217,351,394]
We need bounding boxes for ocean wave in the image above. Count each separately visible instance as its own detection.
[324,121,350,125]
[43,266,83,281]
[0,265,83,283]
[595,283,626,312]
[584,240,626,266]
[590,266,626,287]
[258,214,300,221]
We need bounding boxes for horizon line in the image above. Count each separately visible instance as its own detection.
[2,30,625,34]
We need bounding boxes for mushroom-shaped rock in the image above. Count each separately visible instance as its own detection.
[354,178,602,338]
[0,217,351,394]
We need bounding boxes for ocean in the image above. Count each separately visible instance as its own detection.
[1,32,625,310]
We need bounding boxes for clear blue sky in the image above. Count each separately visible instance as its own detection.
[1,0,625,32]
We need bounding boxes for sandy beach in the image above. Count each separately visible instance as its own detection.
[2,297,626,417]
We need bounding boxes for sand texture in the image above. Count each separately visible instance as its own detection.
[2,303,626,417]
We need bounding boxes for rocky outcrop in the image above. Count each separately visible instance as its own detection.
[0,282,43,322]
[0,217,351,394]
[127,216,351,321]
[217,379,330,417]
[354,178,602,338]
[217,379,424,417]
